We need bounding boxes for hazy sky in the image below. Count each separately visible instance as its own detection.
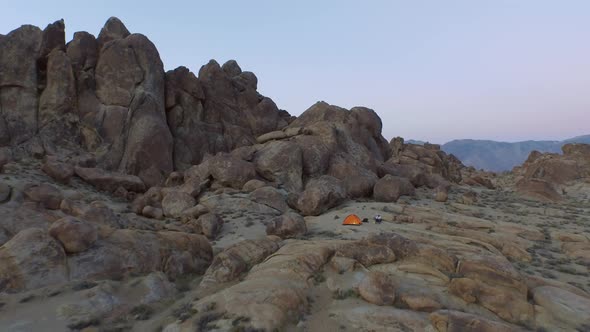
[2,0,589,143]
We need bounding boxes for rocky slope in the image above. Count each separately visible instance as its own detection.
[1,18,589,332]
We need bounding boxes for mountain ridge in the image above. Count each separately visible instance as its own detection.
[441,134,590,171]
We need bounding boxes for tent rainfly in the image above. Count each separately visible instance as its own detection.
[342,214,362,226]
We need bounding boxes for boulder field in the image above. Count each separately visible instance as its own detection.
[0,18,589,332]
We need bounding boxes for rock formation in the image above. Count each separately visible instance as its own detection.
[1,17,589,332]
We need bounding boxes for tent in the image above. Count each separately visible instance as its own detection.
[342,214,362,226]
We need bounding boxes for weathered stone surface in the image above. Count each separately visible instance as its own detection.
[332,306,433,332]
[164,171,184,187]
[266,212,307,239]
[532,286,590,330]
[39,49,76,129]
[166,60,287,170]
[430,310,525,332]
[0,228,67,292]
[23,183,63,209]
[250,186,288,213]
[373,174,415,202]
[93,23,173,182]
[0,182,11,203]
[293,134,333,177]
[131,186,163,214]
[67,229,212,281]
[49,216,98,253]
[450,255,532,324]
[180,204,209,221]
[328,156,378,198]
[209,153,257,189]
[172,241,334,331]
[142,206,164,220]
[335,242,397,267]
[0,148,11,171]
[193,213,224,239]
[296,175,346,216]
[162,191,195,218]
[242,179,266,192]
[96,16,130,49]
[0,25,42,145]
[255,140,303,192]
[516,178,562,202]
[75,166,145,192]
[357,271,396,306]
[199,236,281,290]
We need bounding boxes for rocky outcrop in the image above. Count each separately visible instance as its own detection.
[373,174,415,202]
[67,229,212,281]
[514,144,590,201]
[0,24,42,146]
[199,236,281,291]
[166,60,288,170]
[385,137,464,185]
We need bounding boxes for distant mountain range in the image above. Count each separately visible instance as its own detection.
[437,135,590,172]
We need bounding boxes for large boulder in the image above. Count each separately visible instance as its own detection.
[93,19,173,184]
[0,228,68,292]
[266,212,307,239]
[328,156,378,198]
[165,60,287,169]
[254,140,303,192]
[161,191,196,218]
[23,183,63,209]
[296,175,346,216]
[193,213,224,239]
[49,216,98,253]
[373,174,415,202]
[292,134,333,177]
[38,48,77,150]
[42,156,74,183]
[208,153,257,189]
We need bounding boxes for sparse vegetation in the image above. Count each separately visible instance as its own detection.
[171,303,198,322]
[332,289,358,300]
[130,304,154,320]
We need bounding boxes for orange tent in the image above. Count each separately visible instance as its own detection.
[342,214,362,226]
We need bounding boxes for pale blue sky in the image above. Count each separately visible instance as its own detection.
[2,1,589,143]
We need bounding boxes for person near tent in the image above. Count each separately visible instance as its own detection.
[374,214,382,224]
